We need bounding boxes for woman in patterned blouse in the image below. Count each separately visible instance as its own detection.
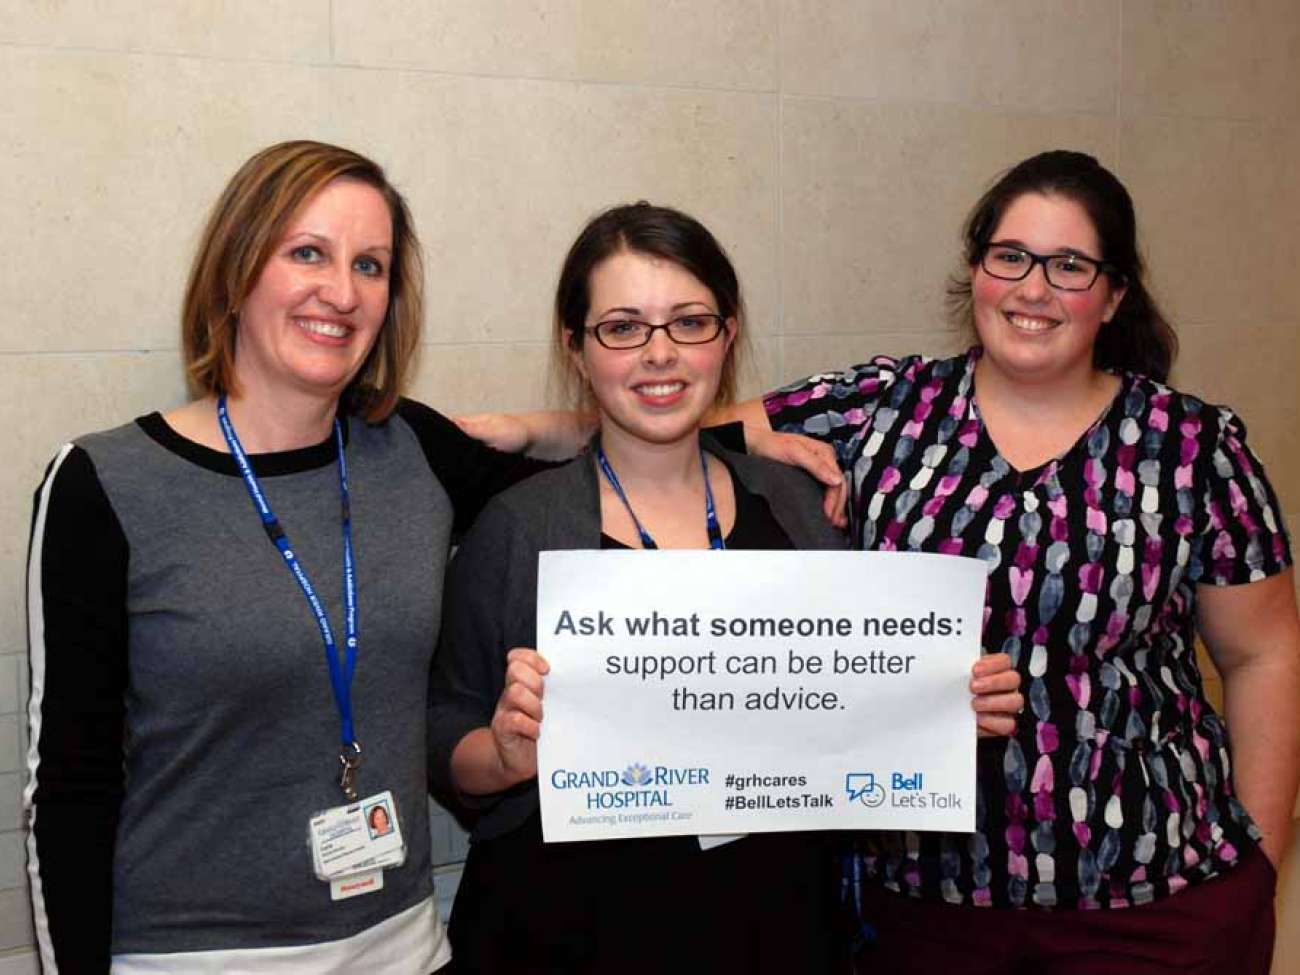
[737,150,1299,974]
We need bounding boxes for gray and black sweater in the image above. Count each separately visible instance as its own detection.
[25,399,542,972]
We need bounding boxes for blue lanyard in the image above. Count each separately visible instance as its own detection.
[216,396,363,800]
[595,445,725,551]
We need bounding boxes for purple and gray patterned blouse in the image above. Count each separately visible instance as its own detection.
[765,348,1291,910]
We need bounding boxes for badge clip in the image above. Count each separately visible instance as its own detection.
[339,741,363,802]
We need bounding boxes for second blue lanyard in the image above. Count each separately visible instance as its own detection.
[596,445,725,551]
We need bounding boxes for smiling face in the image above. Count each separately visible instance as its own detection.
[233,178,393,404]
[971,192,1126,386]
[573,250,735,452]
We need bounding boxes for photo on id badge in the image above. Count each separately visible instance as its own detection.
[366,799,394,839]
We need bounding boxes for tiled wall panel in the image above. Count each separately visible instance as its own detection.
[780,0,1120,113]
[334,0,778,90]
[1120,0,1300,122]
[1118,116,1298,329]
[0,1,330,61]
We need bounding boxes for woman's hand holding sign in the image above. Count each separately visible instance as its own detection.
[492,649,550,784]
[450,648,550,795]
[970,653,1022,738]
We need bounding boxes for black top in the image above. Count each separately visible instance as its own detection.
[599,460,796,550]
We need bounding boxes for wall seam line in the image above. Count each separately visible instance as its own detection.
[328,0,335,62]
[1114,0,1124,167]
[775,0,786,388]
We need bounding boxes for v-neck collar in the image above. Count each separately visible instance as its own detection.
[961,346,1128,490]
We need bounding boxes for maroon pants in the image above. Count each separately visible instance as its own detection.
[854,844,1277,975]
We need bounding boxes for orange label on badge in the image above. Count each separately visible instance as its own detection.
[330,869,384,901]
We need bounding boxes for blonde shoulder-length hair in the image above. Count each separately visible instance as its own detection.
[181,140,423,422]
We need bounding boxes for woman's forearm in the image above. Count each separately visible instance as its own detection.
[454,410,597,459]
[450,727,518,796]
[1199,571,1300,868]
[518,411,597,460]
[1221,652,1300,865]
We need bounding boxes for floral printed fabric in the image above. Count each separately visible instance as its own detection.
[765,349,1291,910]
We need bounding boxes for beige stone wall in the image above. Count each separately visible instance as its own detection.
[1,0,1297,966]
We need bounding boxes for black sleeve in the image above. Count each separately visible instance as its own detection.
[704,420,746,454]
[26,445,128,974]
[396,399,556,535]
[427,498,540,812]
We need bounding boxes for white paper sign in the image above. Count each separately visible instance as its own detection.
[537,550,986,842]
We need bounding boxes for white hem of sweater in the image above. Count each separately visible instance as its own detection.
[111,896,449,974]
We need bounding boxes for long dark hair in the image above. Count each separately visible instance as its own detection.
[553,202,747,407]
[947,150,1177,380]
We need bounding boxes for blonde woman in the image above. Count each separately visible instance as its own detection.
[26,141,540,973]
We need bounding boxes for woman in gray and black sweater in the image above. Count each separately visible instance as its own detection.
[26,141,546,974]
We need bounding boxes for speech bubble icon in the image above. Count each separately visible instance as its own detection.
[846,772,886,808]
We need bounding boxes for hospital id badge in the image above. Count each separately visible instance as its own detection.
[308,789,407,881]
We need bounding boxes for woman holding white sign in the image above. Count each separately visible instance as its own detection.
[428,202,1023,973]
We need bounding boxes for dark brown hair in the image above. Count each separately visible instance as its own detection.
[181,140,422,421]
[552,202,747,408]
[948,150,1177,380]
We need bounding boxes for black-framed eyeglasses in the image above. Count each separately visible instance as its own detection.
[981,243,1118,291]
[586,313,727,350]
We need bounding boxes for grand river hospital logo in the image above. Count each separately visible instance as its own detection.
[846,773,887,808]
[622,763,653,787]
